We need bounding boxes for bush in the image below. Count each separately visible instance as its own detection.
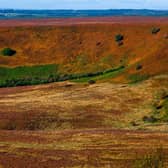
[151,27,160,34]
[1,48,16,56]
[118,41,124,46]
[88,80,96,84]
[115,34,124,42]
[142,116,158,123]
[136,64,143,70]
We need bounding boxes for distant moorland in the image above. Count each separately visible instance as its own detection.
[0,9,168,19]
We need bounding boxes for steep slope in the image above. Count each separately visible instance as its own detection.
[0,21,167,82]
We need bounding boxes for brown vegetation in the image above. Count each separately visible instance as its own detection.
[0,17,168,167]
[0,18,167,82]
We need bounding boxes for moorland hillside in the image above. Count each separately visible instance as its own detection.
[0,22,167,84]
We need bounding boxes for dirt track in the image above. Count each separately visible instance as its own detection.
[0,16,167,27]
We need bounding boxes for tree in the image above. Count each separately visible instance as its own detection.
[151,27,160,34]
[115,34,124,42]
[1,48,16,56]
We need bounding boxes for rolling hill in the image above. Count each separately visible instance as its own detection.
[0,17,168,168]
[0,18,167,85]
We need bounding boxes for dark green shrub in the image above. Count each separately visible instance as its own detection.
[142,115,158,123]
[115,34,124,42]
[151,27,160,34]
[0,64,124,88]
[136,64,143,70]
[1,48,16,56]
[88,80,96,84]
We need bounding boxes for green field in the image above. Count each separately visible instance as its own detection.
[0,64,59,87]
[0,64,125,87]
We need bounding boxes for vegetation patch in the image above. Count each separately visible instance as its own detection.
[142,115,158,123]
[0,64,125,87]
[151,27,160,34]
[72,65,125,83]
[115,34,124,46]
[128,74,149,84]
[142,90,168,124]
[133,147,165,168]
[24,113,60,130]
[88,80,96,84]
[1,48,16,56]
[115,34,124,42]
[152,91,168,122]
[0,64,59,87]
[136,64,143,71]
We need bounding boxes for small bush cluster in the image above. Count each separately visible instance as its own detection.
[88,80,96,84]
[1,48,16,56]
[115,34,124,46]
[151,27,160,34]
[136,64,143,70]
[152,91,168,122]
[115,34,124,42]
[142,115,158,123]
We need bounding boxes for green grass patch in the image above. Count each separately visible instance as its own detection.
[153,96,168,122]
[71,65,125,83]
[0,64,59,81]
[0,64,125,87]
[0,64,59,87]
[0,64,59,80]
[142,90,168,124]
[128,74,150,84]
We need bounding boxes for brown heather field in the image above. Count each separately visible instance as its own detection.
[0,17,168,167]
[0,17,167,78]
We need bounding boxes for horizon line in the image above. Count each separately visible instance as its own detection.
[0,8,168,11]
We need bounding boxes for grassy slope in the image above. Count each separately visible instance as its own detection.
[0,75,168,167]
[0,65,125,87]
[0,22,168,167]
[1,130,168,168]
[0,23,167,83]
[0,64,58,80]
[0,74,167,131]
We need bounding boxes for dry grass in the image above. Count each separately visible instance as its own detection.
[0,23,167,83]
[0,75,167,131]
[1,129,168,168]
[0,20,168,167]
